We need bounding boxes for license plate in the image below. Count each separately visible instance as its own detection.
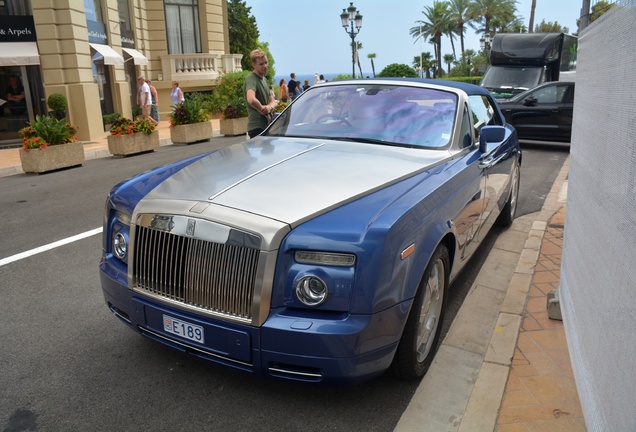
[163,315,205,344]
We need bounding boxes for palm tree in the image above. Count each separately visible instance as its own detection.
[367,53,377,77]
[413,52,434,78]
[449,0,470,59]
[463,48,476,75]
[467,0,517,37]
[443,53,455,74]
[410,1,451,78]
[352,41,364,78]
[528,0,536,33]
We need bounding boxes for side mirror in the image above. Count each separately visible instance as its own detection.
[523,96,538,106]
[479,125,506,153]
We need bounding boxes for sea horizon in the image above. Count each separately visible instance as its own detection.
[273,71,373,85]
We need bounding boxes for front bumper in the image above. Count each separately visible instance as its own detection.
[100,259,406,385]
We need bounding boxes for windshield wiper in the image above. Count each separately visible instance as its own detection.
[331,136,421,149]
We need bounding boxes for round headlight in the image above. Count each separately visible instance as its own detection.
[113,232,127,260]
[295,276,328,306]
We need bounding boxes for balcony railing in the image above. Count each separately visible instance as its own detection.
[160,53,243,83]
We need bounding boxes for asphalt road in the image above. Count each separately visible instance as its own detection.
[0,138,568,432]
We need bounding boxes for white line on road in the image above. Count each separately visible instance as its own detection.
[0,227,103,268]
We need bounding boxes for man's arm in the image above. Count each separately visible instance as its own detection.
[246,88,271,116]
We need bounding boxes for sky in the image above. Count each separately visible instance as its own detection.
[244,0,584,78]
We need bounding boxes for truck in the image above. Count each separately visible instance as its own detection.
[480,32,577,100]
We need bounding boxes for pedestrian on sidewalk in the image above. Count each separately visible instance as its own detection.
[146,79,160,125]
[170,81,185,106]
[137,76,157,126]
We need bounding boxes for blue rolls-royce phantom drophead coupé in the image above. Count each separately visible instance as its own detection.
[100,78,521,385]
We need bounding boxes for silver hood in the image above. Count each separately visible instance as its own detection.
[142,136,451,227]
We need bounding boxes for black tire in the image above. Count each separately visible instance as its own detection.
[496,161,520,227]
[390,244,449,379]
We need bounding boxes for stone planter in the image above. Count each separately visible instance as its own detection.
[19,141,85,174]
[107,132,160,156]
[219,117,248,136]
[170,121,213,145]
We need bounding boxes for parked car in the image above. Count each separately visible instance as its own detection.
[100,78,522,385]
[498,81,575,143]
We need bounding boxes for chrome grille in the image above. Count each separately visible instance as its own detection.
[132,224,260,321]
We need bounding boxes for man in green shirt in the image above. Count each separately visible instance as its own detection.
[244,48,277,138]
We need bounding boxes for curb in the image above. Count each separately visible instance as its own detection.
[395,155,570,431]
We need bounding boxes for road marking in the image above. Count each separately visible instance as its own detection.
[0,227,103,268]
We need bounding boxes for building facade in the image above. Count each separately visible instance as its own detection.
[0,0,242,143]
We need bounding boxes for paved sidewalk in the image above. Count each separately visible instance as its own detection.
[495,205,586,431]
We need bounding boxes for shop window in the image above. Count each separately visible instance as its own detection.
[0,0,31,15]
[165,0,201,54]
[84,0,103,22]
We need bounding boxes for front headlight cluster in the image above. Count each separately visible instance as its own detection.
[293,251,356,307]
[111,211,131,263]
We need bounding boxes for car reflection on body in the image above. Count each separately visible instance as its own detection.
[498,81,575,144]
[100,78,522,385]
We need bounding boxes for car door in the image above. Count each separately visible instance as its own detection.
[501,83,571,141]
[469,95,515,236]
[556,83,575,142]
[451,103,488,266]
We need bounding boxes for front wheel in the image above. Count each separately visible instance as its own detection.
[390,244,449,379]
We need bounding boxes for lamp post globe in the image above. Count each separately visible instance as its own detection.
[340,2,362,79]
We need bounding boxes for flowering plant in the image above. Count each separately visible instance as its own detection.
[222,105,241,120]
[19,115,78,152]
[109,117,156,136]
[169,95,211,126]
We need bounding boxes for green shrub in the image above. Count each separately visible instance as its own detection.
[332,74,353,81]
[47,93,68,111]
[169,94,211,125]
[209,70,250,116]
[376,64,418,78]
[102,113,122,126]
[440,76,483,84]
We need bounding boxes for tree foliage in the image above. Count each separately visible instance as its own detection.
[227,0,260,72]
[467,0,519,35]
[411,1,452,78]
[377,63,418,78]
[534,19,568,33]
[258,41,276,84]
[591,1,616,22]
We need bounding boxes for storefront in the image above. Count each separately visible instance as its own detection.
[0,14,46,145]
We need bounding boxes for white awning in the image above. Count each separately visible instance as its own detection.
[122,47,148,65]
[89,43,124,65]
[0,42,40,66]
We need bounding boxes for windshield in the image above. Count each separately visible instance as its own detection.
[265,83,457,149]
[481,66,543,93]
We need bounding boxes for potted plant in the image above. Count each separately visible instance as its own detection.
[102,113,121,131]
[18,115,83,174]
[219,102,249,136]
[107,116,159,156]
[47,93,68,120]
[210,71,250,136]
[168,94,213,145]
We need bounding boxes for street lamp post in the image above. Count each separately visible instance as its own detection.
[480,34,492,66]
[340,3,362,79]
